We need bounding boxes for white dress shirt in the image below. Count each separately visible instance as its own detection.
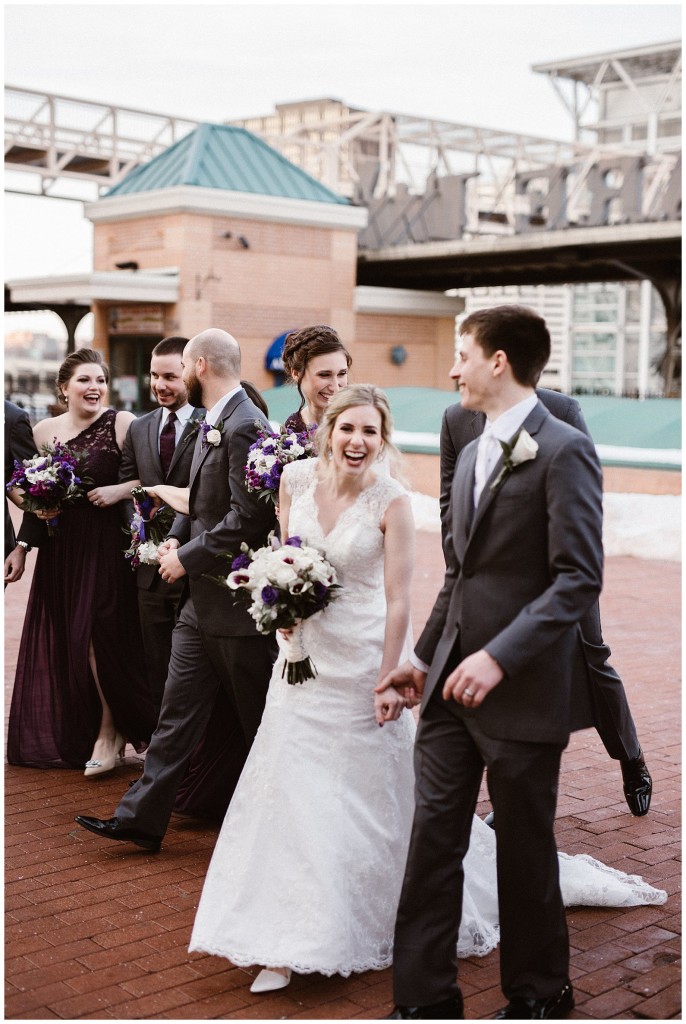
[205,386,243,428]
[473,393,538,506]
[158,402,195,447]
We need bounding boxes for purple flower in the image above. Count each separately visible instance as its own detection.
[285,536,302,548]
[231,552,251,570]
[261,585,279,606]
[312,581,328,600]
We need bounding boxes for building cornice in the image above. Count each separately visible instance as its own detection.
[354,286,464,318]
[6,271,180,304]
[85,186,369,231]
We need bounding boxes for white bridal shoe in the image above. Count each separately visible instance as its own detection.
[84,733,126,778]
[250,967,292,993]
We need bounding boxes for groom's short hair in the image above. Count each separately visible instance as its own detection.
[459,305,551,387]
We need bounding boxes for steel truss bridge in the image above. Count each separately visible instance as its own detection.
[4,75,681,388]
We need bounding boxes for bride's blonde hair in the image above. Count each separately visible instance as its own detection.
[315,384,406,483]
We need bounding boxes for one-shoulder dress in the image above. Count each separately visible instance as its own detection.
[8,409,157,768]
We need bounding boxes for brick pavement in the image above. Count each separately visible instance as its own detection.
[5,529,681,1020]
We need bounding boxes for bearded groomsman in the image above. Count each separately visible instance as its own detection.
[439,357,651,816]
[380,305,605,1020]
[76,329,277,851]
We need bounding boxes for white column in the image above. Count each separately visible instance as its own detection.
[637,279,653,399]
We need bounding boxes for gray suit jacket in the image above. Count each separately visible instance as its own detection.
[169,389,277,636]
[119,406,203,589]
[416,401,603,745]
[440,388,586,529]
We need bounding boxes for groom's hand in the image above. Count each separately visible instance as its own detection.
[376,660,426,707]
[443,649,503,706]
[158,544,186,583]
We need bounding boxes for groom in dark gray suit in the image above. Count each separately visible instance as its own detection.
[76,329,277,851]
[440,389,651,816]
[380,305,605,1020]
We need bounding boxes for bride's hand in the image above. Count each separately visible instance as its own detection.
[374,687,406,726]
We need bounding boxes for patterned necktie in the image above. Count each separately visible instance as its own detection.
[159,411,177,476]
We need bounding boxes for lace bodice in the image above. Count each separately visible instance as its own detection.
[283,457,407,601]
[65,408,121,491]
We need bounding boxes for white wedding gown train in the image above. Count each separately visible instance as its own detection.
[190,459,666,976]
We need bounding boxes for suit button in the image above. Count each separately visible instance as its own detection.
[189,514,197,522]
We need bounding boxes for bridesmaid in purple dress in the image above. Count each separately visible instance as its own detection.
[8,349,156,773]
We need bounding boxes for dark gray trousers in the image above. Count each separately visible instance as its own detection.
[580,603,640,761]
[392,688,569,1007]
[115,596,276,837]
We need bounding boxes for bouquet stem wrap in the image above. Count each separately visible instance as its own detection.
[279,622,317,685]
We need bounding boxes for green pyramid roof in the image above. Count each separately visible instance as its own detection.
[106,122,349,205]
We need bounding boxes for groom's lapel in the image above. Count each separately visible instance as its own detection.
[452,441,478,562]
[466,400,549,546]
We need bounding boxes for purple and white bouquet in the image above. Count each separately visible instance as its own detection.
[124,486,176,569]
[220,533,340,684]
[7,440,90,535]
[244,423,315,506]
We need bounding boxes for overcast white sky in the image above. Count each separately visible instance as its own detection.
[4,1,682,336]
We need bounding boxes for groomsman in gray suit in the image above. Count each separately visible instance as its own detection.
[118,336,202,713]
[440,388,651,817]
[380,305,605,1019]
[76,329,277,851]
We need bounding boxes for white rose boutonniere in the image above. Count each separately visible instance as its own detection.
[201,420,224,449]
[490,428,538,492]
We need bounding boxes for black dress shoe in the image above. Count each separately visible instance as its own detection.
[621,749,652,816]
[495,982,574,1019]
[74,815,162,852]
[385,993,464,1019]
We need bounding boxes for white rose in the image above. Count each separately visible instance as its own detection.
[206,428,222,446]
[510,429,538,466]
[137,541,160,564]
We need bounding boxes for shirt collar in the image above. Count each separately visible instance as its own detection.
[206,386,243,426]
[161,402,194,427]
[486,393,538,445]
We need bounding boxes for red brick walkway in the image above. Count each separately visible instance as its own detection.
[5,531,681,1020]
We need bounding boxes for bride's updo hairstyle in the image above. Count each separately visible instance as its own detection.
[282,325,352,414]
[316,383,405,480]
[55,348,109,405]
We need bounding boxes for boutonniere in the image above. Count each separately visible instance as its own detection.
[490,428,538,492]
[182,412,206,447]
[201,419,223,449]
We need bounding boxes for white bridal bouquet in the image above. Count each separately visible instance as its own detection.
[217,533,340,684]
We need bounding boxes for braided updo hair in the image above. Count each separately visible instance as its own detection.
[282,325,352,414]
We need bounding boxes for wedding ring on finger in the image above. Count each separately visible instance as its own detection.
[464,688,475,698]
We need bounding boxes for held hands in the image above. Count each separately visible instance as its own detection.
[374,660,426,727]
[158,539,186,583]
[442,649,503,706]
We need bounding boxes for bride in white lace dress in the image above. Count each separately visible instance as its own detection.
[189,385,665,992]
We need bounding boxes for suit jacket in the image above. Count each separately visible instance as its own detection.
[4,400,45,557]
[119,406,203,589]
[416,401,603,745]
[169,389,277,636]
[440,388,587,529]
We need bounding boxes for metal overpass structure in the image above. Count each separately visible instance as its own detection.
[4,41,682,388]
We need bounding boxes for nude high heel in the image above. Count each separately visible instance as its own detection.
[250,967,292,993]
[84,733,126,777]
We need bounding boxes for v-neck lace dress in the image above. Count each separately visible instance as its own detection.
[189,458,665,977]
